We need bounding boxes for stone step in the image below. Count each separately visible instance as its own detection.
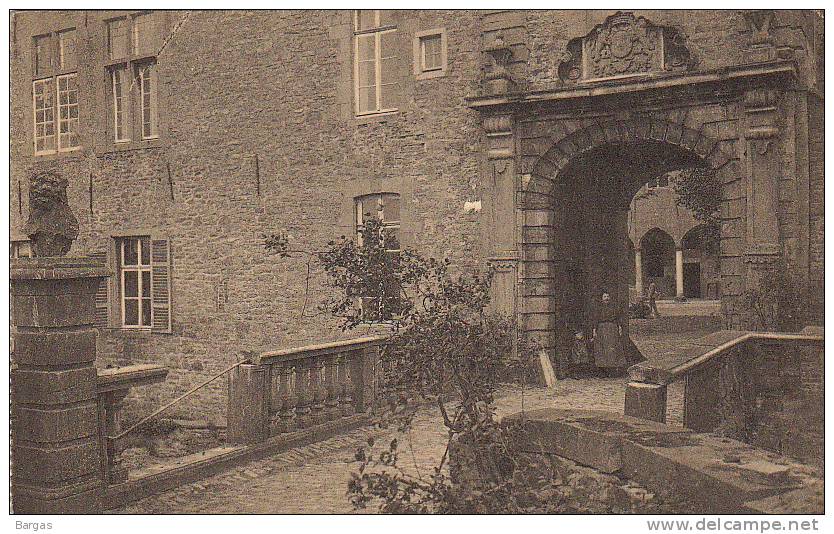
[505,409,822,514]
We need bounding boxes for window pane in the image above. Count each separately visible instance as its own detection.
[57,74,79,150]
[382,195,400,222]
[356,10,376,31]
[422,35,442,70]
[124,271,139,297]
[357,34,375,61]
[358,86,375,113]
[382,226,400,251]
[111,67,130,141]
[58,29,77,70]
[133,12,159,56]
[123,239,139,265]
[33,79,55,153]
[141,270,151,298]
[140,237,151,265]
[33,35,51,77]
[380,82,397,111]
[138,63,158,138]
[358,60,375,88]
[141,298,152,326]
[108,18,128,59]
[378,10,395,27]
[124,299,139,325]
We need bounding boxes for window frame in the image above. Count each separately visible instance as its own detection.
[413,28,447,80]
[353,10,398,117]
[118,236,153,329]
[31,28,81,156]
[104,12,162,146]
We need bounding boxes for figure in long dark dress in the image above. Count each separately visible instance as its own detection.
[592,292,626,371]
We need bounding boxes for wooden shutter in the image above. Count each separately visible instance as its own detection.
[89,251,110,329]
[150,238,172,333]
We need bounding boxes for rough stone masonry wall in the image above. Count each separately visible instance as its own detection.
[10,10,486,424]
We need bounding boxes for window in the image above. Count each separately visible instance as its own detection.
[10,240,32,259]
[354,193,402,322]
[108,18,129,60]
[355,193,401,252]
[105,13,161,144]
[414,29,447,79]
[646,175,670,189]
[93,236,171,332]
[354,10,398,115]
[119,236,153,328]
[138,62,158,138]
[133,12,160,57]
[57,28,77,70]
[111,66,129,142]
[31,29,80,155]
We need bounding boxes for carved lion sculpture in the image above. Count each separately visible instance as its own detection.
[22,170,79,257]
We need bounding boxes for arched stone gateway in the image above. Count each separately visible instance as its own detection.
[470,19,811,367]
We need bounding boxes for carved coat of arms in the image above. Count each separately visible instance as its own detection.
[586,13,660,78]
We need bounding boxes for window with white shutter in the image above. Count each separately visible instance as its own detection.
[112,236,172,333]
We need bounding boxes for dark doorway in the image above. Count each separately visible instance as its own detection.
[684,262,701,298]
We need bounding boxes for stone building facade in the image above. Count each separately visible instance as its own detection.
[10,10,824,422]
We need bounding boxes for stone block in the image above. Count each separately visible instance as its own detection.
[12,293,96,328]
[13,367,98,404]
[13,439,100,484]
[14,402,99,443]
[13,330,97,367]
[624,382,667,423]
[12,479,102,514]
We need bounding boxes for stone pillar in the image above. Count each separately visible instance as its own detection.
[11,257,109,514]
[634,248,643,297]
[227,363,271,445]
[675,246,685,298]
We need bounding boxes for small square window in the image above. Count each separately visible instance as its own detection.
[414,29,447,80]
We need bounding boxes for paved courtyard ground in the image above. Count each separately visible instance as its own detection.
[112,326,713,514]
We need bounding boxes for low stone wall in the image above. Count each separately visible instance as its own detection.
[502,409,823,514]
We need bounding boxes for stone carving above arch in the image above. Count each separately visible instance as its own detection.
[558,12,696,84]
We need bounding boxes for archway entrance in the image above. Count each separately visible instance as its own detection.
[531,137,712,371]
[641,228,676,299]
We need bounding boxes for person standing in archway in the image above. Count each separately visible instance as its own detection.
[647,280,660,318]
[592,291,626,376]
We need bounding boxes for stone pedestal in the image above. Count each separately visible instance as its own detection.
[11,257,109,514]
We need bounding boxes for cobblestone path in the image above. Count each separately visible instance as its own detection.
[112,329,710,514]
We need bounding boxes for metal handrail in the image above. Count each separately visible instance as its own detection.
[109,358,250,442]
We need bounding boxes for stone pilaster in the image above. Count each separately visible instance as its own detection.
[11,257,109,514]
[743,88,783,277]
[483,113,519,320]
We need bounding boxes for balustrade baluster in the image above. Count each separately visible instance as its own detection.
[324,354,340,421]
[337,353,354,416]
[310,356,326,425]
[295,360,312,429]
[275,363,295,433]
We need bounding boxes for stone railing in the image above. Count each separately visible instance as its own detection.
[624,326,824,464]
[97,364,168,484]
[227,336,387,445]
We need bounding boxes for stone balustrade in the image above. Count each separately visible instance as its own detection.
[227,336,387,445]
[96,364,169,484]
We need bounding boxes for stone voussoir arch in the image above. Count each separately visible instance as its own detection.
[525,113,739,194]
